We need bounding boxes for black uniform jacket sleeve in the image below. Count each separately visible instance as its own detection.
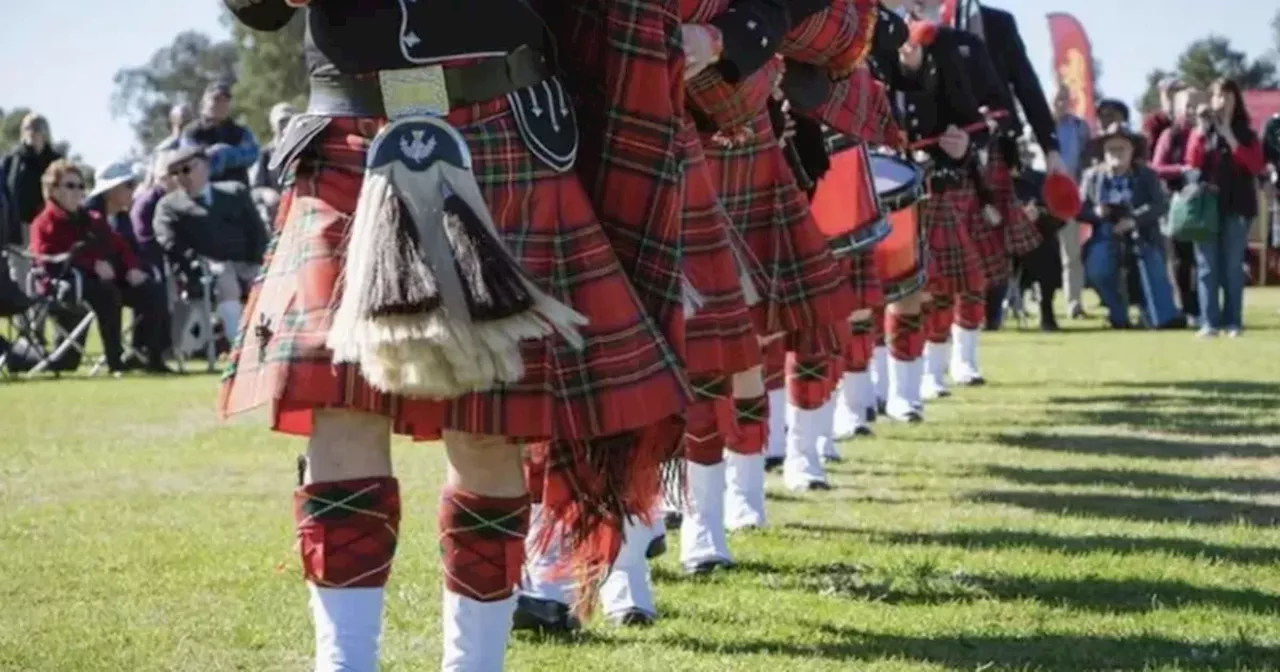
[710,0,791,83]
[981,7,1058,154]
[224,0,297,32]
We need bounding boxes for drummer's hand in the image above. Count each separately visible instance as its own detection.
[1045,150,1068,175]
[898,42,924,72]
[938,125,969,159]
[682,24,723,81]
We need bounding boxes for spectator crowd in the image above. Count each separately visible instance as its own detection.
[1,75,1279,377]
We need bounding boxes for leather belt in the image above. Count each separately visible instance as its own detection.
[306,46,549,118]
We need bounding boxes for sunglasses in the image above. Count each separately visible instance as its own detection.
[59,182,85,191]
[169,163,196,177]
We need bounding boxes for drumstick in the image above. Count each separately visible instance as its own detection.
[906,110,1010,152]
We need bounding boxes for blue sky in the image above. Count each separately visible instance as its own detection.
[0,1,1275,168]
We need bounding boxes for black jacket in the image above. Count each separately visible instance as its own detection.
[1,143,62,242]
[152,181,267,266]
[979,7,1059,155]
[899,28,986,169]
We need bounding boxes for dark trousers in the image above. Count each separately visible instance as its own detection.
[1171,239,1198,318]
[80,276,171,369]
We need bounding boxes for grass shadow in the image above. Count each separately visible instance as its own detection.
[1107,380,1280,398]
[972,490,1280,526]
[1056,407,1280,439]
[984,465,1280,495]
[995,432,1278,460]
[653,625,1279,670]
[1047,392,1279,411]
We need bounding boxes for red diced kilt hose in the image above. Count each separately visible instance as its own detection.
[702,111,856,356]
[785,352,840,409]
[922,181,987,297]
[678,124,762,377]
[780,0,878,77]
[985,152,1042,256]
[218,97,688,442]
[762,338,787,392]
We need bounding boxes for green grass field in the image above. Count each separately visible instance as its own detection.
[4,290,1280,672]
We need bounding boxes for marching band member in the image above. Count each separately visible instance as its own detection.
[895,4,989,420]
[687,0,859,496]
[222,1,692,669]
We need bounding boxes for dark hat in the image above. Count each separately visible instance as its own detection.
[1096,122,1140,148]
[1095,98,1131,122]
[204,80,233,98]
[160,144,207,175]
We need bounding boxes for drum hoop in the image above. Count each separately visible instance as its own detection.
[827,217,893,256]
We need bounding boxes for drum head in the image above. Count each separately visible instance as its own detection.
[869,155,920,196]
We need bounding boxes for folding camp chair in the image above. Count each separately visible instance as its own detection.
[169,258,218,373]
[1,245,98,377]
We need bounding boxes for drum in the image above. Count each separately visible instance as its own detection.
[875,204,928,303]
[870,153,925,212]
[809,141,891,256]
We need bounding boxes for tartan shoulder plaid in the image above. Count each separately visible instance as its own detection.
[781,0,878,77]
[797,66,903,149]
[547,0,688,350]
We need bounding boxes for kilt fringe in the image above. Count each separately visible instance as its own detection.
[528,414,684,619]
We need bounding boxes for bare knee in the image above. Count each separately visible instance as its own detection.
[305,409,393,483]
[444,431,525,497]
[892,292,924,314]
[731,365,765,398]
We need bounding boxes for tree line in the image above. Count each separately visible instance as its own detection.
[1135,11,1280,112]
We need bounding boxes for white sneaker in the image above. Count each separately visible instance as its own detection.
[1196,327,1219,339]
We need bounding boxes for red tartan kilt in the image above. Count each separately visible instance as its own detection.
[762,338,787,391]
[704,111,857,355]
[845,248,884,311]
[985,155,1043,256]
[970,221,1012,285]
[681,130,762,377]
[218,104,687,442]
[923,184,987,296]
[686,58,783,132]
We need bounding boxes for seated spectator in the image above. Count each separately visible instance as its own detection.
[28,160,172,375]
[153,145,266,343]
[182,82,259,185]
[1078,124,1170,329]
[130,158,180,271]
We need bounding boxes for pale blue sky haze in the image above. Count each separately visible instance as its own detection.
[0,1,1274,168]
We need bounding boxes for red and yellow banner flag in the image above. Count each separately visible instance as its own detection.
[1047,12,1097,128]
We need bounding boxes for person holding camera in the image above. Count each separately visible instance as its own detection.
[1183,77,1266,338]
[1078,123,1169,329]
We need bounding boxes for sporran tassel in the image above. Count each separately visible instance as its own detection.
[326,116,587,399]
[681,273,705,319]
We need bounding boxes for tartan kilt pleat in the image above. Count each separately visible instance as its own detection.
[985,154,1042,257]
[846,247,884,311]
[922,183,987,296]
[703,111,856,355]
[679,126,762,376]
[218,103,688,442]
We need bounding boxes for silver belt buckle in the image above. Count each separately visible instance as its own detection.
[378,66,450,119]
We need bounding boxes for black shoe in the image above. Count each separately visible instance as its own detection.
[144,360,176,375]
[854,426,874,437]
[645,534,667,559]
[684,558,735,575]
[899,411,924,424]
[763,456,785,473]
[877,399,888,416]
[609,609,656,627]
[807,481,832,491]
[1040,316,1060,332]
[512,596,580,634]
[663,510,683,530]
[865,406,877,423]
